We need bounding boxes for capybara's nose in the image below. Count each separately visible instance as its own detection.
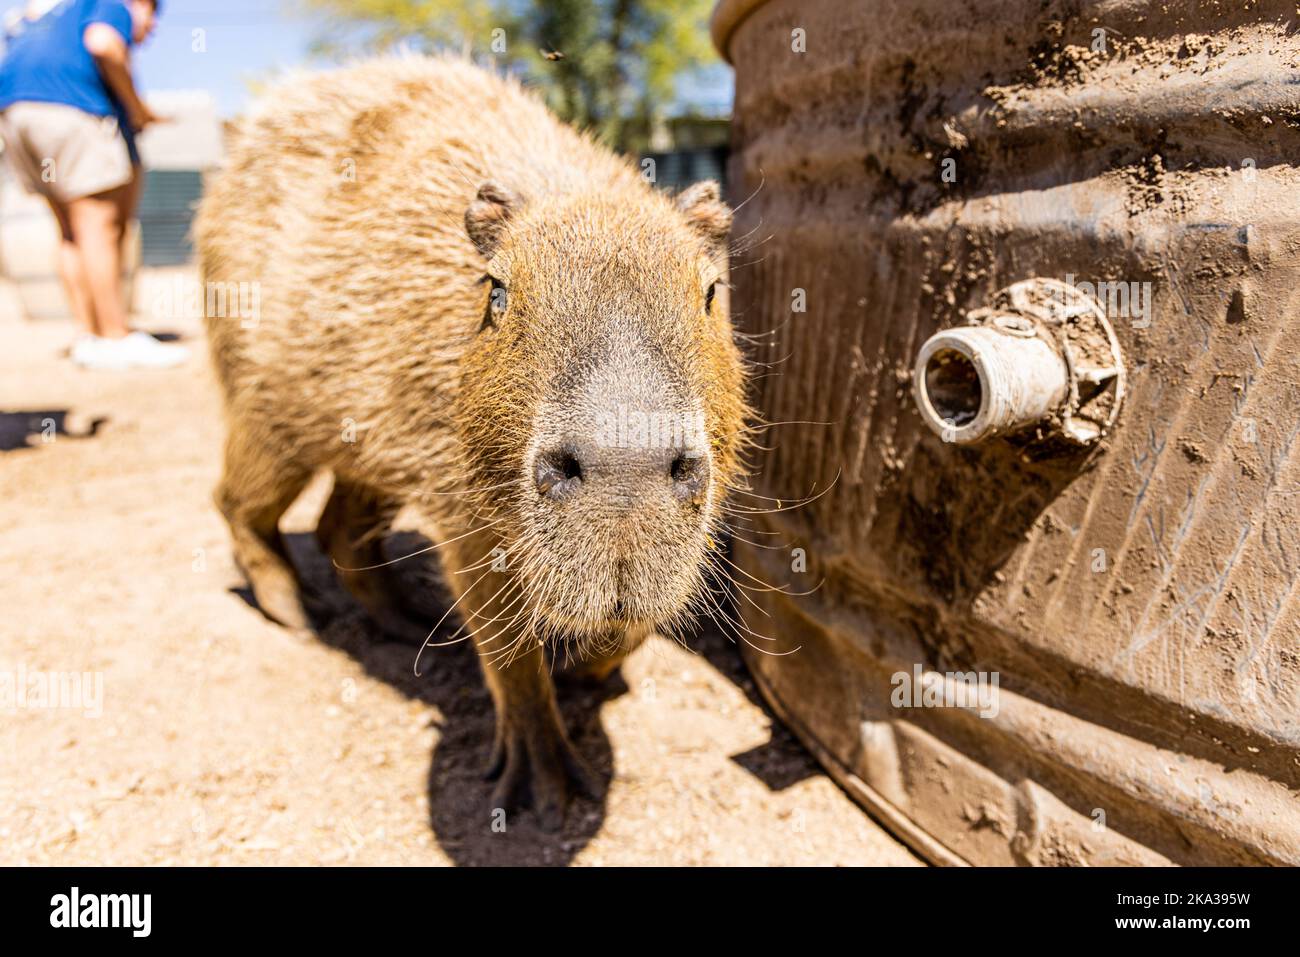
[533,444,585,501]
[533,441,709,506]
[669,451,709,505]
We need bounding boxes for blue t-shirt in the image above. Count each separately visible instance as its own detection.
[0,0,135,118]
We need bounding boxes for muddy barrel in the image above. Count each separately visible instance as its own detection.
[714,0,1299,865]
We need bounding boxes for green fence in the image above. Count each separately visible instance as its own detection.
[641,146,729,192]
[137,169,204,267]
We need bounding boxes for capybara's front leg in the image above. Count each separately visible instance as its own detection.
[441,536,600,831]
[480,642,601,830]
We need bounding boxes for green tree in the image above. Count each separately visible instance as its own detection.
[297,0,721,153]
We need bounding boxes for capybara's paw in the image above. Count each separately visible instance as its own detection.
[485,725,601,831]
[230,536,312,632]
[250,578,312,632]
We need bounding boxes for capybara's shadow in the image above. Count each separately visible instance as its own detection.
[685,570,824,793]
[277,527,622,865]
[234,524,823,863]
[0,409,107,451]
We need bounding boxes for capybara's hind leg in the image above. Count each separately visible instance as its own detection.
[216,434,312,630]
[315,479,429,642]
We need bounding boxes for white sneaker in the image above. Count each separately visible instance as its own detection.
[70,335,101,367]
[79,331,190,371]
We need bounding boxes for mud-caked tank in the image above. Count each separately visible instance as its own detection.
[713,0,1300,865]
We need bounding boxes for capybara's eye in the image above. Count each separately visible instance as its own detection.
[704,282,716,314]
[481,275,507,330]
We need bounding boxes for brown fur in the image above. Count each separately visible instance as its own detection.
[196,56,750,828]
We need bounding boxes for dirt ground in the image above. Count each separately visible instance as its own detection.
[0,268,919,866]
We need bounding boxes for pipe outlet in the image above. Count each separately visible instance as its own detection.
[912,278,1126,447]
[914,324,1068,444]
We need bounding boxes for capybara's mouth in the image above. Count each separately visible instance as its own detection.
[537,605,668,640]
[597,598,661,631]
[526,574,704,646]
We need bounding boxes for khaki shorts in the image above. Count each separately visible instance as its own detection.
[0,101,135,203]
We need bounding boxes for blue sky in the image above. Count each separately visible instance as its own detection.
[131,0,732,118]
[134,1,315,116]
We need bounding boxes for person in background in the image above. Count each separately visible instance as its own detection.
[0,0,187,369]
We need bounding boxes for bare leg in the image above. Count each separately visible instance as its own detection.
[67,179,134,339]
[119,167,142,246]
[43,197,96,337]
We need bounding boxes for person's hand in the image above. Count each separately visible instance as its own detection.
[127,104,169,133]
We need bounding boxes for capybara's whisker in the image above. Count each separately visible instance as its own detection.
[695,580,799,656]
[466,584,528,627]
[726,255,767,273]
[415,478,518,498]
[704,594,798,656]
[413,564,496,674]
[726,220,766,255]
[718,518,783,536]
[454,539,522,575]
[427,616,474,650]
[705,556,771,618]
[728,419,836,437]
[723,482,824,505]
[719,530,787,550]
[713,550,823,597]
[333,518,503,572]
[719,475,838,515]
[729,170,766,217]
[482,627,529,669]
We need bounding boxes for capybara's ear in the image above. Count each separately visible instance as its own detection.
[465,181,520,257]
[676,180,732,253]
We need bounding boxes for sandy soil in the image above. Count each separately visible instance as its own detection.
[0,269,919,866]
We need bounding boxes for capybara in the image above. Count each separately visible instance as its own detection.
[196,56,750,828]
